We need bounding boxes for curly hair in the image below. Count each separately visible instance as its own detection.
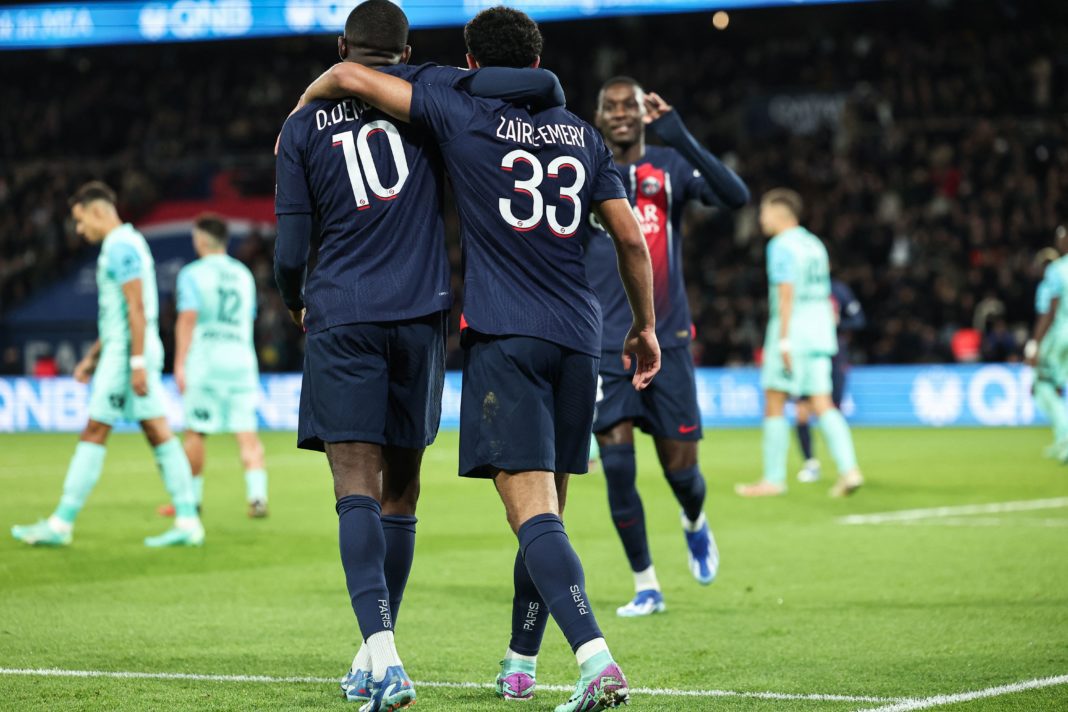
[464,6,543,69]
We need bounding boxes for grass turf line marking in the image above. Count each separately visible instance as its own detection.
[0,667,900,703]
[854,673,1068,712]
[838,497,1068,526]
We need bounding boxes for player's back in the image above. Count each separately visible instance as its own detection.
[179,254,258,381]
[276,64,462,334]
[1047,256,1068,331]
[767,227,835,354]
[97,223,163,359]
[409,86,627,356]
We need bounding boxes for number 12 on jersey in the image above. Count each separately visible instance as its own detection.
[333,120,410,212]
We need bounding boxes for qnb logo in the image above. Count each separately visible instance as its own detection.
[378,599,392,629]
[139,1,253,42]
[569,584,589,616]
[910,369,963,427]
[522,602,540,632]
[284,0,350,33]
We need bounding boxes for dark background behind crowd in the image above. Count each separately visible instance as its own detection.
[1,0,1065,373]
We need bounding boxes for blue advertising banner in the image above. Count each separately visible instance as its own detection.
[0,1,876,51]
[0,364,1048,433]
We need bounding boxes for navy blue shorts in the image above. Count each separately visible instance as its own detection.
[593,346,702,441]
[298,312,447,452]
[459,332,599,478]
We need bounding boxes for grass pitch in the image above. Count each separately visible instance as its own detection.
[1,427,1066,711]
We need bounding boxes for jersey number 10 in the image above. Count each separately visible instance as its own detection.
[333,120,410,211]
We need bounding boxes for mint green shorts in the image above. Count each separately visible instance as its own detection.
[183,381,259,434]
[761,348,833,397]
[87,348,167,425]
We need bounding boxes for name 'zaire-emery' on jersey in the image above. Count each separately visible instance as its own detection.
[583,146,711,357]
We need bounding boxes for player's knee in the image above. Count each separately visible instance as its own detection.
[80,420,111,444]
[596,421,634,447]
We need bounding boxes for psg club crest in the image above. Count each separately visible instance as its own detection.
[640,176,662,196]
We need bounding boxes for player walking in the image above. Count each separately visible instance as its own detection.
[1025,226,1068,460]
[737,189,863,498]
[159,214,269,518]
[11,182,203,547]
[295,7,660,709]
[585,76,749,616]
[274,2,566,709]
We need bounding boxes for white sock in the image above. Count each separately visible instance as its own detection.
[575,638,609,667]
[351,642,371,673]
[633,565,660,593]
[682,511,707,533]
[175,516,201,530]
[47,515,72,534]
[505,648,537,664]
[367,630,402,680]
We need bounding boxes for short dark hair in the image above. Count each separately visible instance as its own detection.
[464,6,542,69]
[194,213,228,245]
[344,0,408,54]
[69,181,117,208]
[762,188,803,220]
[597,76,643,109]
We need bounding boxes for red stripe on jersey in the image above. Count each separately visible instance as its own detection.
[634,163,671,317]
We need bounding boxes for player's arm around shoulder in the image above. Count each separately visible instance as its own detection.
[301,62,414,123]
[595,197,660,389]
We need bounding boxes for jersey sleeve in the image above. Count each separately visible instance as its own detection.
[275,114,313,215]
[591,136,628,202]
[767,240,796,285]
[176,267,200,313]
[106,241,143,285]
[409,82,482,145]
[381,62,466,87]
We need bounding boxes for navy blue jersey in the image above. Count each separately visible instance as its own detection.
[275,63,475,333]
[409,83,627,357]
[584,145,710,353]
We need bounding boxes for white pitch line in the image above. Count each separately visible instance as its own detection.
[897,517,1068,528]
[838,497,1068,525]
[854,673,1068,712]
[0,667,900,703]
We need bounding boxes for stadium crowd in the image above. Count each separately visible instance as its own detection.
[0,0,1063,371]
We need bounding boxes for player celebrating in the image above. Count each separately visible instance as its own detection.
[794,278,865,483]
[295,7,660,709]
[274,2,567,709]
[11,182,203,548]
[585,76,749,616]
[1025,227,1068,460]
[159,214,268,518]
[737,189,863,498]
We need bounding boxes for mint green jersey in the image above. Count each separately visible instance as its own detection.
[176,254,259,386]
[765,226,837,355]
[96,223,163,365]
[1043,256,1068,340]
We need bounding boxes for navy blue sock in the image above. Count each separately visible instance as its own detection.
[665,465,706,523]
[336,495,392,640]
[381,514,417,628]
[509,549,548,656]
[797,422,813,460]
[601,443,651,572]
[517,513,602,652]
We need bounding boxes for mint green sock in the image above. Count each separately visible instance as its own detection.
[154,438,198,519]
[762,416,789,485]
[578,650,613,678]
[192,475,204,506]
[818,409,859,474]
[54,442,107,524]
[1034,381,1068,443]
[588,435,600,462]
[245,469,268,502]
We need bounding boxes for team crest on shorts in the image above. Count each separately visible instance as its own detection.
[640,176,662,196]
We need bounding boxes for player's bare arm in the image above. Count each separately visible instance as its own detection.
[121,278,149,396]
[73,340,102,383]
[595,197,660,389]
[778,282,795,374]
[173,309,197,393]
[302,62,413,123]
